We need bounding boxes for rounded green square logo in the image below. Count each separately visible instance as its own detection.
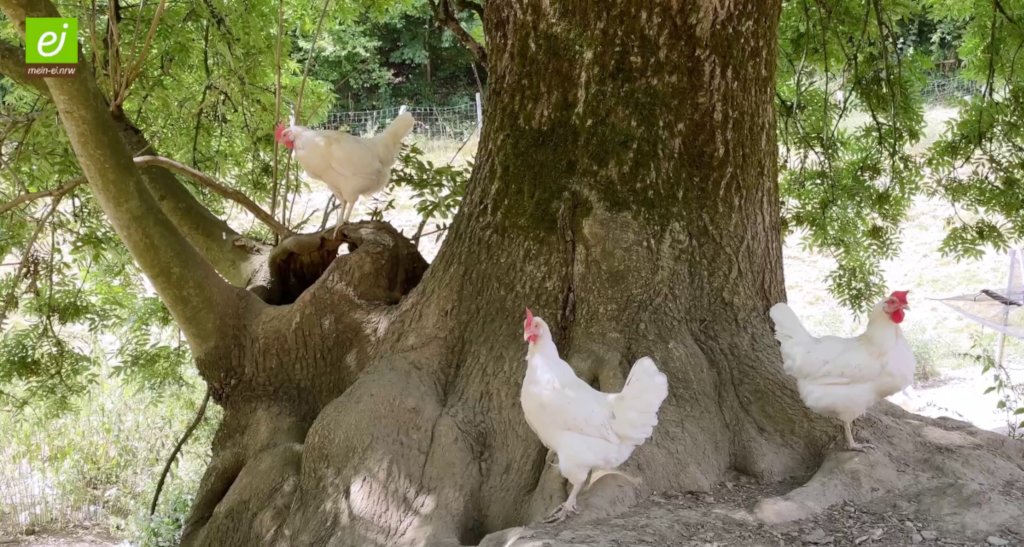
[25,18,78,64]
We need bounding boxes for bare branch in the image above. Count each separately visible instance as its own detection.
[293,0,331,124]
[150,385,210,516]
[133,155,293,238]
[0,177,84,215]
[109,108,259,287]
[113,0,167,108]
[428,0,487,68]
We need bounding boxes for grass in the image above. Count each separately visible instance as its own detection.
[0,369,217,545]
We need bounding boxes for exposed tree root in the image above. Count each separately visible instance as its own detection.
[480,406,1024,547]
[755,403,1024,537]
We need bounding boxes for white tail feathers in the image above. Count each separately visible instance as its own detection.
[372,112,416,165]
[610,357,668,446]
[769,302,814,376]
[381,112,415,143]
[769,303,812,347]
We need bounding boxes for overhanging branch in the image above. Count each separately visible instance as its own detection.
[1,35,263,287]
[109,111,261,287]
[428,0,487,68]
[134,155,293,238]
[0,177,84,215]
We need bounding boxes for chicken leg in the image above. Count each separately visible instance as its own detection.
[843,421,875,452]
[543,479,583,523]
[543,466,587,524]
[332,198,359,239]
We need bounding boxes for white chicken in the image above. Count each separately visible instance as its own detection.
[769,290,915,451]
[274,112,415,235]
[520,308,669,523]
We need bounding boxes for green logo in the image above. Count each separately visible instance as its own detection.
[25,18,78,64]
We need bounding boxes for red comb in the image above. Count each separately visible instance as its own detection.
[891,290,909,305]
[525,308,534,327]
[274,123,286,143]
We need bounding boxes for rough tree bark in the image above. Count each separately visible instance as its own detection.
[188,1,842,544]
[2,0,1021,546]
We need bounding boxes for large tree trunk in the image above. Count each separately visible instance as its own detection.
[179,2,840,546]
[3,0,1019,545]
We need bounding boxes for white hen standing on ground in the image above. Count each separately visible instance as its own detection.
[520,308,669,523]
[275,112,415,236]
[769,291,915,451]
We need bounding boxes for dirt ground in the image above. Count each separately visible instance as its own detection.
[5,484,1022,547]
[480,472,1024,547]
[0,526,124,546]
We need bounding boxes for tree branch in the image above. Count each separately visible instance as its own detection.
[0,177,84,215]
[150,385,210,516]
[2,33,259,287]
[1,0,246,353]
[0,40,50,95]
[428,0,487,68]
[113,0,167,109]
[110,111,261,287]
[133,155,293,238]
[455,0,483,21]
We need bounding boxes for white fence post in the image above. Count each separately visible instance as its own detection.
[475,92,483,130]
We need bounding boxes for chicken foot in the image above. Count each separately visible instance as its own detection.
[543,478,583,523]
[843,421,875,452]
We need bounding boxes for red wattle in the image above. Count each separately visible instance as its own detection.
[890,309,905,324]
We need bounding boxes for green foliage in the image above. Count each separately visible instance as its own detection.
[0,0,480,411]
[0,373,218,542]
[777,0,927,311]
[390,143,470,239]
[312,4,480,110]
[960,334,1024,439]
[927,89,1024,259]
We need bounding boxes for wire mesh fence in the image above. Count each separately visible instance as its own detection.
[923,73,983,105]
[317,98,481,142]
[0,464,110,534]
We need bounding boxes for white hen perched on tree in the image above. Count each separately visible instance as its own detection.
[769,291,915,451]
[275,112,415,235]
[520,308,669,523]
